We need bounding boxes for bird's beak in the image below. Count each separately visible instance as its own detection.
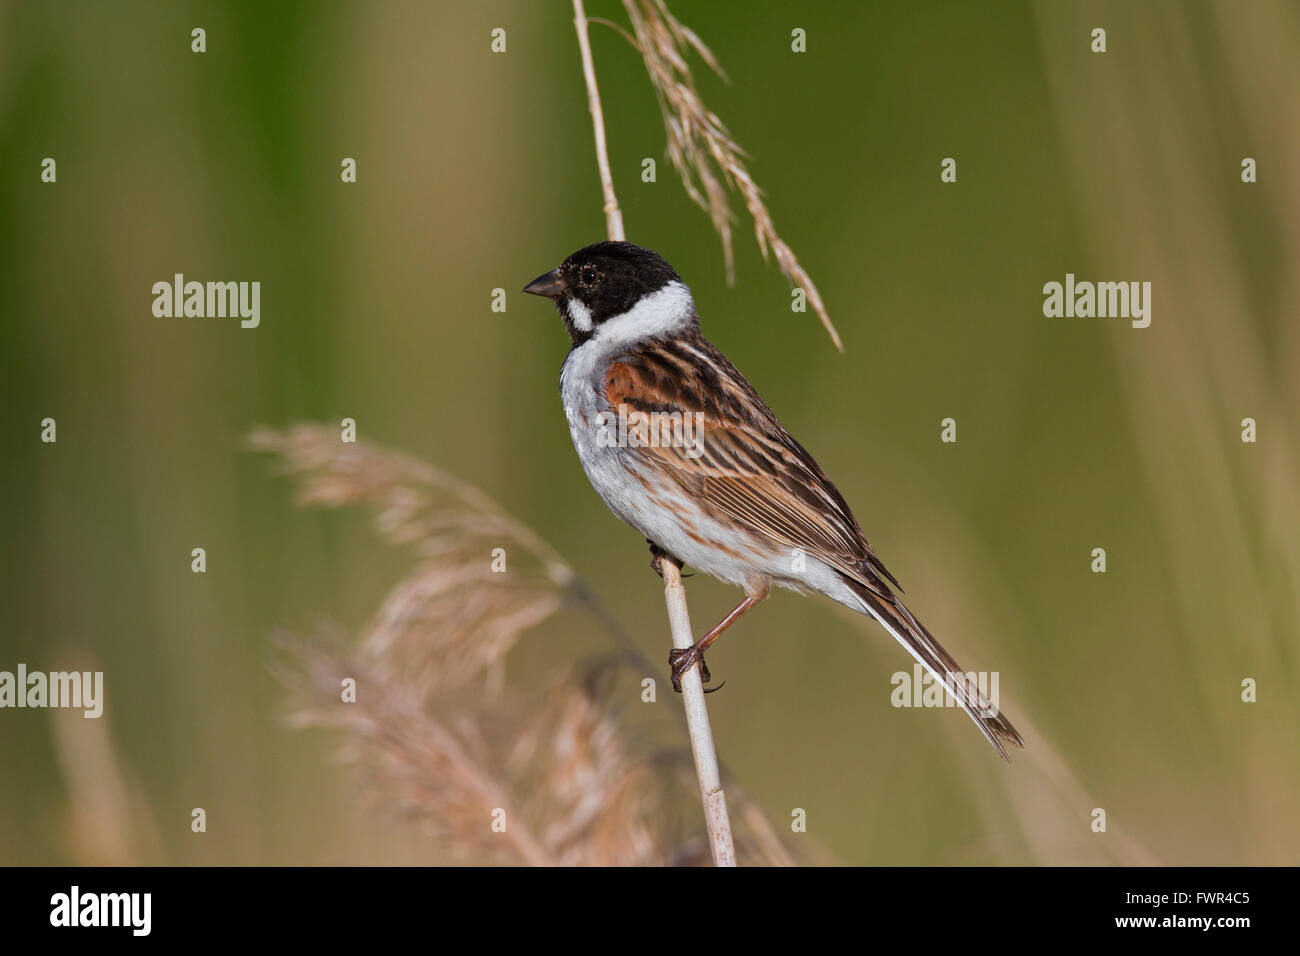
[523,268,565,299]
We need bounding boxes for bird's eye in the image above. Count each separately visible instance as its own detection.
[580,267,598,284]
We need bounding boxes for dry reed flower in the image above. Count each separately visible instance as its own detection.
[274,631,793,866]
[619,0,843,351]
[254,425,795,865]
[249,424,575,695]
[273,632,553,864]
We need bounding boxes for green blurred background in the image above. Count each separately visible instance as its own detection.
[2,0,1296,865]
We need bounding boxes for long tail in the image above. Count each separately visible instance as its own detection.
[844,578,1024,762]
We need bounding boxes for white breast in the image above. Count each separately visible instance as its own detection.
[558,285,783,594]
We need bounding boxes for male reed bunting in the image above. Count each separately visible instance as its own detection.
[525,241,1023,760]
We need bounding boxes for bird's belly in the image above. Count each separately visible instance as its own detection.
[560,373,766,591]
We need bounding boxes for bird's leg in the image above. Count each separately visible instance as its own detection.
[669,586,769,693]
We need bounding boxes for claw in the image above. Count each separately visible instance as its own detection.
[669,645,712,693]
[648,540,690,579]
[648,541,676,579]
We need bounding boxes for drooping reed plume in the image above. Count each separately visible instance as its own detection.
[617,0,843,350]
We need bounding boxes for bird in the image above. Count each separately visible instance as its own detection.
[524,240,1023,761]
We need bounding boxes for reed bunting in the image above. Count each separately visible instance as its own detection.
[525,241,1023,760]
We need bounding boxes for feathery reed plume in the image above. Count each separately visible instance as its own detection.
[272,632,793,866]
[506,668,663,865]
[249,424,579,693]
[246,425,571,579]
[254,425,795,865]
[273,631,553,865]
[619,0,843,351]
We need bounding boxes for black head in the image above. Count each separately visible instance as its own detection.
[523,241,688,346]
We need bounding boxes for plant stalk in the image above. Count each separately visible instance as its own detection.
[571,0,736,867]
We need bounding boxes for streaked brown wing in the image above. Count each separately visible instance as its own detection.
[602,333,901,598]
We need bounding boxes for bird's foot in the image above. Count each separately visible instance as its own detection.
[648,540,683,579]
[670,644,722,693]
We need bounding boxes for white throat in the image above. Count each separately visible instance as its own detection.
[587,280,694,350]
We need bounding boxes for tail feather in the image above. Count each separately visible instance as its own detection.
[845,578,1024,762]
